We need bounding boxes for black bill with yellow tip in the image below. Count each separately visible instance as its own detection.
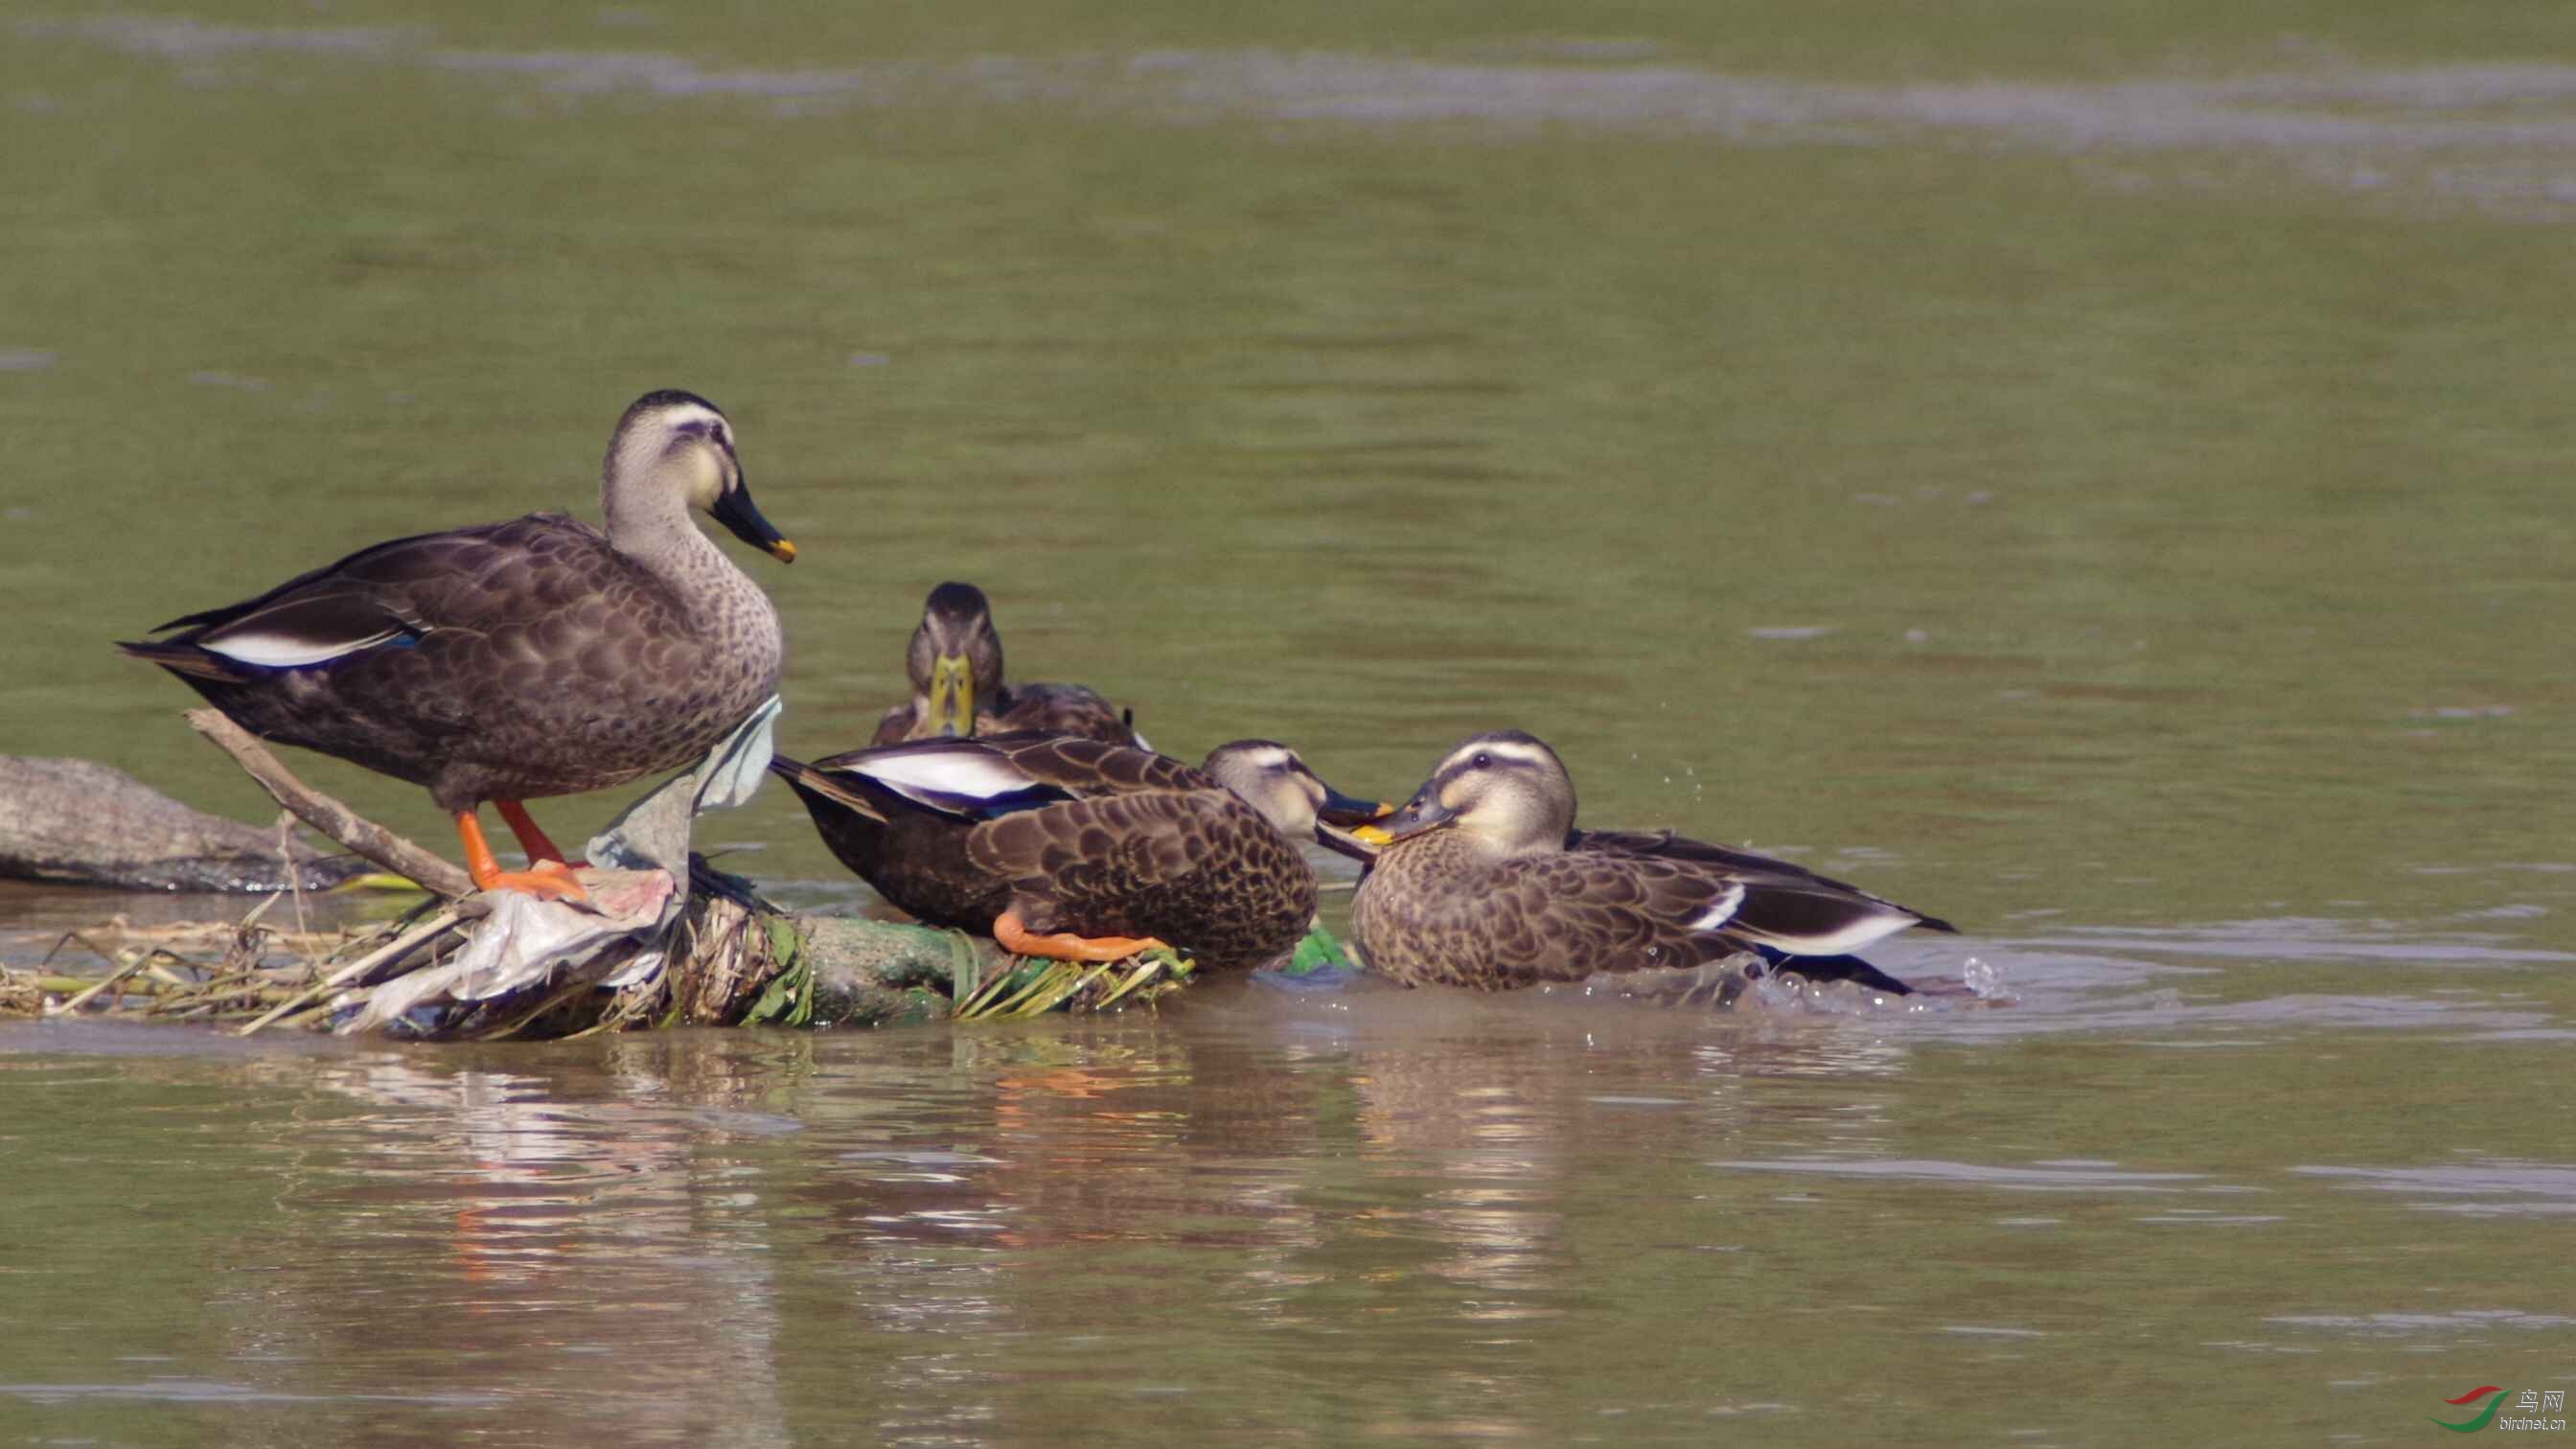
[1312,819,1382,863]
[711,479,797,564]
[1318,787,1396,829]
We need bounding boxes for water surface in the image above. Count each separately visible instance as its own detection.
[3,2,2573,1442]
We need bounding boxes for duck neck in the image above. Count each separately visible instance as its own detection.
[1239,794,1314,843]
[1458,829,1560,866]
[603,464,731,586]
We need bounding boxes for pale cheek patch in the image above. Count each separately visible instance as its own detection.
[687,455,724,512]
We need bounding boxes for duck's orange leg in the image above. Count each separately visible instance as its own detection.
[455,809,590,903]
[494,800,572,866]
[994,909,1168,962]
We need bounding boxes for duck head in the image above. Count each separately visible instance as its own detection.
[605,389,796,564]
[903,582,1005,738]
[1358,730,1576,861]
[1200,740,1393,842]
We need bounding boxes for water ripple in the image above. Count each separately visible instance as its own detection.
[2292,1162,2576,1217]
[33,18,2576,214]
[2268,1309,2576,1337]
[1713,1157,2212,1191]
[0,1377,500,1407]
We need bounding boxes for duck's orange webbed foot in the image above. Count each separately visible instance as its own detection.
[455,809,592,905]
[475,866,591,903]
[994,909,1167,962]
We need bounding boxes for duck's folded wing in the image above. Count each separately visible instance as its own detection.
[1680,862,1939,955]
[979,733,1201,796]
[963,790,1209,898]
[151,517,582,632]
[128,527,501,678]
[1573,827,1956,934]
[181,588,423,669]
[138,515,611,675]
[803,738,1076,819]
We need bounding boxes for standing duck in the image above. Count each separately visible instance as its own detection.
[871,582,1141,748]
[770,735,1386,969]
[119,389,796,902]
[1344,731,1955,993]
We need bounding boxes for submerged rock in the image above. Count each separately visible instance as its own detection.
[0,756,369,892]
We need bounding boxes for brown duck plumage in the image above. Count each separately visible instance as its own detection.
[118,391,794,895]
[771,734,1383,970]
[871,582,1140,748]
[1346,731,1955,994]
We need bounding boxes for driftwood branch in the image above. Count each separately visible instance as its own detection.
[186,710,474,900]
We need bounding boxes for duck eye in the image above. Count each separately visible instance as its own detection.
[1472,751,1493,770]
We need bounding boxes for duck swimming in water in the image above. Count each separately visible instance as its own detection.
[871,582,1140,748]
[119,389,796,903]
[1343,730,1955,994]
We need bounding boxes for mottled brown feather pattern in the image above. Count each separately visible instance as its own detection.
[978,734,1203,795]
[1352,831,1755,989]
[968,790,1314,965]
[130,511,783,812]
[775,736,1318,971]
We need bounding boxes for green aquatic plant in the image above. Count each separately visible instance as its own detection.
[948,942,1194,1023]
[737,916,813,1027]
[1278,922,1358,978]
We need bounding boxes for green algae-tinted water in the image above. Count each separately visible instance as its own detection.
[3,4,2574,1443]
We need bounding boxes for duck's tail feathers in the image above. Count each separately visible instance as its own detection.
[767,754,892,824]
[1715,881,1930,958]
[116,637,250,683]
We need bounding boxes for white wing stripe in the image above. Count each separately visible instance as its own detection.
[202,628,404,667]
[837,748,1037,804]
[1739,909,1913,956]
[1689,884,1746,933]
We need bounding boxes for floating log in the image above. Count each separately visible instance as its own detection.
[0,754,370,892]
